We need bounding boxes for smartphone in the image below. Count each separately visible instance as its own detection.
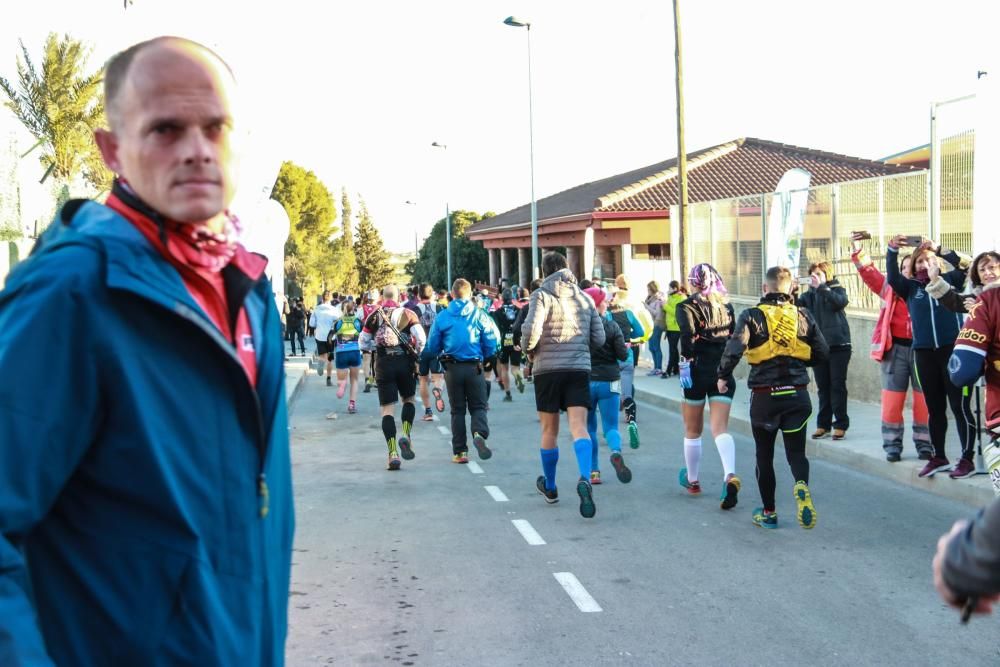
[850,231,871,240]
[904,235,923,247]
[798,276,813,286]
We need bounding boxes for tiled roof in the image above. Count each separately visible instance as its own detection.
[467,138,916,236]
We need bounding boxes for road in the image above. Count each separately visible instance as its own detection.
[285,372,998,666]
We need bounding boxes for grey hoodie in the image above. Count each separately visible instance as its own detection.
[520,269,605,375]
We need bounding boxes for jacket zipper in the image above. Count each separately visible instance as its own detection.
[929,291,939,348]
[173,301,271,519]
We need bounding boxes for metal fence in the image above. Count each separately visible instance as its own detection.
[684,160,974,313]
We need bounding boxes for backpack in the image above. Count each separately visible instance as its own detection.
[416,302,438,333]
[500,303,518,324]
[374,307,406,348]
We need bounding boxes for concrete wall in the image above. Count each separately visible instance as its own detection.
[728,297,882,404]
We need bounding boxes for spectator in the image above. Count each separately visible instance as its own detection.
[887,236,975,479]
[287,298,307,356]
[644,280,667,375]
[663,280,686,377]
[928,250,1000,313]
[797,260,851,440]
[850,235,930,461]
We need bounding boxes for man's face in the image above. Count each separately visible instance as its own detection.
[96,43,239,225]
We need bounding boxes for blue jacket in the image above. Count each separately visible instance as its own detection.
[421,298,500,362]
[886,247,966,350]
[0,201,294,666]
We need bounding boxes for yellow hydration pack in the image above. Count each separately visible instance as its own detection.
[745,302,812,365]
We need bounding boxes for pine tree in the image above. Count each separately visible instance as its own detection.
[352,196,394,294]
[340,187,353,250]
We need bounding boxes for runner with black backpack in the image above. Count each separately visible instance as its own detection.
[408,284,447,421]
[492,288,525,402]
[359,285,427,470]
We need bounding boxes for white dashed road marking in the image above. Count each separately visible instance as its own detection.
[437,425,450,435]
[484,486,509,502]
[553,572,602,612]
[511,519,546,545]
[467,461,484,474]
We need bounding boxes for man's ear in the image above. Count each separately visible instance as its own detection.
[94,129,122,175]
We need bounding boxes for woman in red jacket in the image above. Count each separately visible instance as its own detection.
[851,234,930,462]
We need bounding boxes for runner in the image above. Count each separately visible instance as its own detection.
[361,290,379,394]
[359,285,426,470]
[522,252,606,518]
[717,266,829,529]
[610,276,654,443]
[409,284,447,420]
[421,279,501,463]
[512,282,541,382]
[492,288,525,401]
[331,300,364,414]
[583,286,632,485]
[309,292,341,386]
[475,290,500,400]
[607,295,645,448]
[675,264,740,508]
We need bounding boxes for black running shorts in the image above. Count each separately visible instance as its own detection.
[498,346,522,366]
[533,370,591,413]
[682,355,735,403]
[376,353,417,406]
[418,356,444,377]
[315,339,333,357]
[749,387,812,433]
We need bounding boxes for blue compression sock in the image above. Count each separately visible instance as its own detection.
[573,438,593,481]
[541,448,559,490]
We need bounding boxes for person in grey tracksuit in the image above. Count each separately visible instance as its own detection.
[521,252,605,518]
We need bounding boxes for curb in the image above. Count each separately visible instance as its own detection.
[635,387,994,508]
[284,359,312,410]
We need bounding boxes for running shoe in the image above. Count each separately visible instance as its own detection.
[811,428,829,440]
[885,451,901,463]
[610,452,632,484]
[918,455,951,478]
[326,376,332,387]
[432,387,446,412]
[472,433,492,460]
[422,408,434,422]
[398,436,415,461]
[646,369,662,377]
[720,473,741,510]
[502,393,513,403]
[628,421,640,449]
[590,470,602,485]
[514,374,525,394]
[363,380,372,394]
[948,458,976,479]
[536,475,558,503]
[752,507,778,529]
[793,481,817,529]
[832,428,846,440]
[348,400,356,414]
[387,454,401,471]
[576,478,596,518]
[336,379,347,398]
[452,452,469,464]
[678,467,701,495]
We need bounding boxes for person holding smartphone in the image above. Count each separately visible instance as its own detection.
[797,260,851,440]
[886,235,975,479]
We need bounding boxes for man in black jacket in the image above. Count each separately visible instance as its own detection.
[718,266,829,530]
[797,260,851,440]
[286,298,307,356]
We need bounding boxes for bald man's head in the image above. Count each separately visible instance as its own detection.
[104,37,234,131]
[94,37,240,225]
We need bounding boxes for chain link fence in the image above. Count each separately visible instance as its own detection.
[683,164,975,313]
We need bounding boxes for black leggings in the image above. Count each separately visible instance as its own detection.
[753,426,809,513]
[914,346,975,461]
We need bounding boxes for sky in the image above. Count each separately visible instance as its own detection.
[1,0,994,251]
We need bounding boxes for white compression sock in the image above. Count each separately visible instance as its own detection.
[715,433,736,478]
[683,437,703,482]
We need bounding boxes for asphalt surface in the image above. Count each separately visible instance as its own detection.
[286,372,999,666]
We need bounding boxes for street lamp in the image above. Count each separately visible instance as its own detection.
[431,141,452,287]
[503,15,539,280]
[405,201,418,257]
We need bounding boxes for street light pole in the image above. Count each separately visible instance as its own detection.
[405,200,418,258]
[504,16,539,280]
[431,142,452,288]
[672,0,689,282]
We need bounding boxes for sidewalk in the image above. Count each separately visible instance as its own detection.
[283,349,311,407]
[632,373,995,508]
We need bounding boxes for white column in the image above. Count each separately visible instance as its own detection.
[518,247,530,287]
[566,246,581,279]
[488,248,500,286]
[500,248,513,284]
[583,227,595,280]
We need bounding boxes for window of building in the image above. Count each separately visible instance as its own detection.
[631,243,671,260]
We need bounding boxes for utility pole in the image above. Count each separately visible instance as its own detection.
[673,0,689,281]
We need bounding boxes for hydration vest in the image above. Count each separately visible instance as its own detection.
[336,317,361,344]
[745,302,812,365]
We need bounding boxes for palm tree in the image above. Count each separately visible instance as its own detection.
[0,33,111,191]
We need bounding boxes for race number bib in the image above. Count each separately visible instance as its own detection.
[503,333,514,347]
